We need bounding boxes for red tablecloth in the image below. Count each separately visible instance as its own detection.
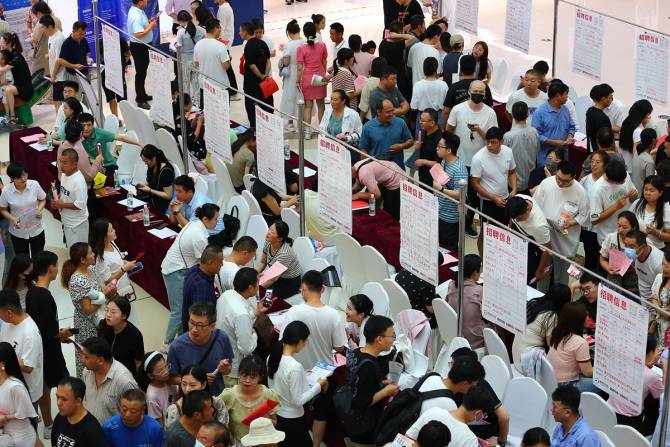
[9,127,58,192]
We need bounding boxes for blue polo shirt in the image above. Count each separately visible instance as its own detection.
[182,190,224,235]
[127,6,152,44]
[551,417,600,447]
[531,102,576,167]
[359,116,412,170]
[101,414,163,447]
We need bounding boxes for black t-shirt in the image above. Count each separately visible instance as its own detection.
[443,78,493,109]
[395,269,437,327]
[418,128,441,186]
[383,0,424,28]
[8,52,33,99]
[346,348,384,443]
[101,321,144,377]
[453,379,502,439]
[243,38,270,89]
[251,180,281,225]
[59,36,91,74]
[578,296,598,328]
[145,163,175,213]
[378,39,411,98]
[585,107,611,153]
[527,166,547,191]
[52,412,109,446]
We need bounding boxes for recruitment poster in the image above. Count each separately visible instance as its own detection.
[455,0,478,35]
[255,107,286,196]
[504,0,532,53]
[203,79,233,163]
[102,24,124,97]
[148,50,175,129]
[635,30,669,106]
[482,224,527,336]
[317,135,352,233]
[593,285,648,415]
[572,8,604,80]
[400,181,439,285]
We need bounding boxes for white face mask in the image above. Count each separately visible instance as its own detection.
[194,441,206,447]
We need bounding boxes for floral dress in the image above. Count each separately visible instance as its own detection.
[68,268,102,377]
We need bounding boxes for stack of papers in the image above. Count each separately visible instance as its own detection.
[258,262,287,285]
[306,361,336,387]
[439,248,458,265]
[121,184,137,196]
[29,142,50,152]
[609,249,633,277]
[268,309,288,333]
[430,164,450,185]
[352,199,369,211]
[148,227,178,239]
[117,198,146,209]
[20,134,45,143]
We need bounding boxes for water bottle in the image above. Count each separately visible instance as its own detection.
[127,192,134,211]
[368,195,376,217]
[46,131,53,150]
[113,171,120,190]
[143,204,150,226]
[283,140,290,160]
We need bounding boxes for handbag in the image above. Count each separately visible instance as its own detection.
[259,77,279,98]
[239,55,246,75]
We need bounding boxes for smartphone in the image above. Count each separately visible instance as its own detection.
[134,252,145,261]
[263,290,273,308]
[384,29,390,39]
[127,262,144,276]
[69,328,80,335]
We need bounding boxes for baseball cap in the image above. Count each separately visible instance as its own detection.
[450,34,464,48]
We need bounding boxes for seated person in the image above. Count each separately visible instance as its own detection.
[551,385,600,446]
[304,177,340,245]
[251,178,299,227]
[172,93,208,168]
[137,145,175,214]
[169,175,224,235]
[394,252,444,328]
[255,220,302,299]
[571,272,600,336]
[227,128,256,194]
[54,80,91,132]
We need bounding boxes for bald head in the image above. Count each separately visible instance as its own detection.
[469,80,486,94]
[377,99,394,123]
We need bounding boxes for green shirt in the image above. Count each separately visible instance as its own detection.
[82,128,117,167]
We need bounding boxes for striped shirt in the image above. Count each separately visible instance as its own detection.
[263,241,302,278]
[438,158,468,223]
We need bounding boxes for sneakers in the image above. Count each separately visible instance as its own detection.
[230,93,242,101]
[465,225,478,238]
[43,425,52,440]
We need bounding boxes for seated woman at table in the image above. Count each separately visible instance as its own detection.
[137,145,175,214]
[547,302,596,393]
[172,93,208,171]
[256,220,302,299]
[57,119,103,185]
[0,162,47,256]
[512,284,570,375]
[227,128,256,194]
[251,178,299,227]
[599,210,640,299]
[0,34,33,126]
[395,253,445,329]
[318,89,362,147]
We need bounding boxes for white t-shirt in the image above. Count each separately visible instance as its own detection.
[161,220,209,275]
[636,245,664,302]
[216,2,235,44]
[279,302,347,371]
[0,180,46,239]
[470,145,516,200]
[0,377,37,443]
[511,195,551,245]
[48,31,66,81]
[447,102,498,166]
[59,171,88,227]
[505,88,547,126]
[633,199,670,249]
[418,375,457,414]
[268,355,321,418]
[406,407,479,447]
[216,289,257,378]
[0,317,43,402]
[407,42,441,86]
[194,38,230,88]
[410,78,448,112]
[589,176,636,244]
[218,261,241,291]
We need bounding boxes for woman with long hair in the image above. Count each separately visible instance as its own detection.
[547,302,595,392]
[279,20,305,132]
[331,48,360,110]
[471,41,491,83]
[137,351,177,427]
[165,364,229,428]
[620,99,653,170]
[176,10,206,106]
[268,321,327,447]
[97,297,144,376]
[512,284,571,374]
[311,14,326,42]
[651,249,670,346]
[256,221,302,298]
[349,34,374,77]
[227,127,256,193]
[56,97,84,140]
[0,33,33,125]
[297,21,329,139]
[137,144,175,213]
[632,128,657,192]
[633,175,670,249]
[345,294,374,348]
[599,211,640,297]
[3,254,32,310]
[58,117,104,185]
[0,342,37,446]
[61,242,117,377]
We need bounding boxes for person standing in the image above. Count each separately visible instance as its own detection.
[503,102,540,195]
[165,390,216,447]
[53,148,89,247]
[214,0,239,97]
[368,68,410,119]
[358,99,414,170]
[175,12,206,106]
[505,70,548,126]
[0,342,38,446]
[279,20,305,132]
[180,245,224,333]
[297,21,328,136]
[165,0,194,34]
[407,24,441,87]
[42,14,66,110]
[102,389,164,447]
[531,82,575,166]
[240,21,272,128]
[127,0,158,109]
[352,157,404,220]
[585,84,614,153]
[413,109,442,187]
[55,21,90,84]
[52,377,109,446]
[193,18,230,106]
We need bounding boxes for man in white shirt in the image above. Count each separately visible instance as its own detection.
[406,384,496,447]
[54,81,91,132]
[41,14,66,110]
[329,22,348,67]
[217,267,271,385]
[53,148,89,247]
[407,24,441,87]
[505,69,548,126]
[279,270,347,370]
[533,160,589,285]
[419,356,484,414]
[624,230,664,302]
[218,236,258,291]
[604,97,625,134]
[0,289,44,405]
[165,0,193,33]
[213,0,239,96]
[590,160,638,245]
[194,18,231,96]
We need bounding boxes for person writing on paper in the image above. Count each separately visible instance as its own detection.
[623,230,664,302]
[351,157,403,221]
[319,89,362,147]
[256,221,302,299]
[268,320,328,447]
[181,244,225,333]
[599,211,640,296]
[165,365,229,429]
[53,148,91,247]
[169,175,224,235]
[0,162,46,256]
[137,145,175,213]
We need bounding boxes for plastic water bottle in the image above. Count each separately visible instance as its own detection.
[143,204,150,226]
[283,140,290,160]
[368,195,376,217]
[127,192,134,211]
[46,131,53,151]
[113,171,120,190]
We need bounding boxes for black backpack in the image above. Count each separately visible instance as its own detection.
[374,372,455,446]
[208,205,240,248]
[333,358,380,438]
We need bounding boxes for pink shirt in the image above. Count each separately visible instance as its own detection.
[352,51,374,77]
[58,139,102,185]
[609,367,664,416]
[547,334,590,382]
[354,159,402,196]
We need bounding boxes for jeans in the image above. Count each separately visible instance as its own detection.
[163,268,188,344]
[560,375,598,394]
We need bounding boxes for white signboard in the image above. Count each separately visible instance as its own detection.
[593,285,648,415]
[572,8,604,80]
[317,135,352,233]
[102,24,124,97]
[202,79,232,163]
[5,7,31,61]
[482,224,528,336]
[635,30,669,106]
[504,0,532,53]
[148,50,175,129]
[455,0,478,35]
[255,106,286,195]
[399,181,439,285]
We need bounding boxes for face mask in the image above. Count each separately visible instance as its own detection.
[194,441,206,447]
[470,93,485,104]
[624,247,638,260]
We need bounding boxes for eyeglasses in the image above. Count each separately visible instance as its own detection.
[381,334,397,340]
[437,144,449,149]
[188,320,213,329]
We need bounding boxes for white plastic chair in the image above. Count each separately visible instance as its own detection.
[483,328,513,376]
[245,215,268,262]
[567,84,579,104]
[490,58,510,99]
[104,114,119,134]
[119,101,141,142]
[595,431,615,447]
[281,207,301,240]
[329,233,366,310]
[361,245,390,283]
[609,425,651,447]
[361,282,390,317]
[382,278,411,320]
[505,65,528,98]
[242,190,263,218]
[194,175,208,195]
[432,298,458,349]
[574,96,592,138]
[211,154,238,209]
[243,173,256,191]
[135,108,158,146]
[116,130,141,177]
[579,392,617,434]
[539,356,558,431]
[481,355,511,400]
[226,195,250,241]
[292,236,315,274]
[171,162,182,177]
[132,159,148,184]
[434,336,470,377]
[155,128,184,175]
[502,377,548,446]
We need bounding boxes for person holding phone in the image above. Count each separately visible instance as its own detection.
[127,0,158,109]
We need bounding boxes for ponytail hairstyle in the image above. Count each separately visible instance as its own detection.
[634,175,666,229]
[311,13,325,28]
[333,47,354,76]
[194,203,220,221]
[286,19,300,36]
[141,144,170,188]
[303,21,317,46]
[137,351,166,391]
[3,254,33,291]
[273,220,293,246]
[636,127,657,155]
[177,10,197,40]
[268,320,310,379]
[361,40,376,54]
[61,242,90,289]
[2,32,22,54]
[349,294,374,317]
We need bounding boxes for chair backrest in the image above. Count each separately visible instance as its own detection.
[361,281,390,317]
[361,245,390,283]
[119,101,141,139]
[432,298,457,347]
[579,392,617,434]
[506,65,528,96]
[567,84,579,104]
[332,233,366,293]
[245,215,268,262]
[538,356,558,402]
[212,154,238,208]
[574,95,592,136]
[132,158,148,184]
[382,278,411,319]
[292,236,315,274]
[135,108,158,146]
[595,430,615,447]
[481,355,511,400]
[490,58,510,94]
[483,328,512,375]
[609,425,651,447]
[226,195,250,240]
[155,128,184,174]
[243,173,256,191]
[104,114,119,134]
[242,190,263,218]
[194,175,208,195]
[116,130,141,177]
[171,162,182,177]
[281,207,302,240]
[502,377,548,440]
